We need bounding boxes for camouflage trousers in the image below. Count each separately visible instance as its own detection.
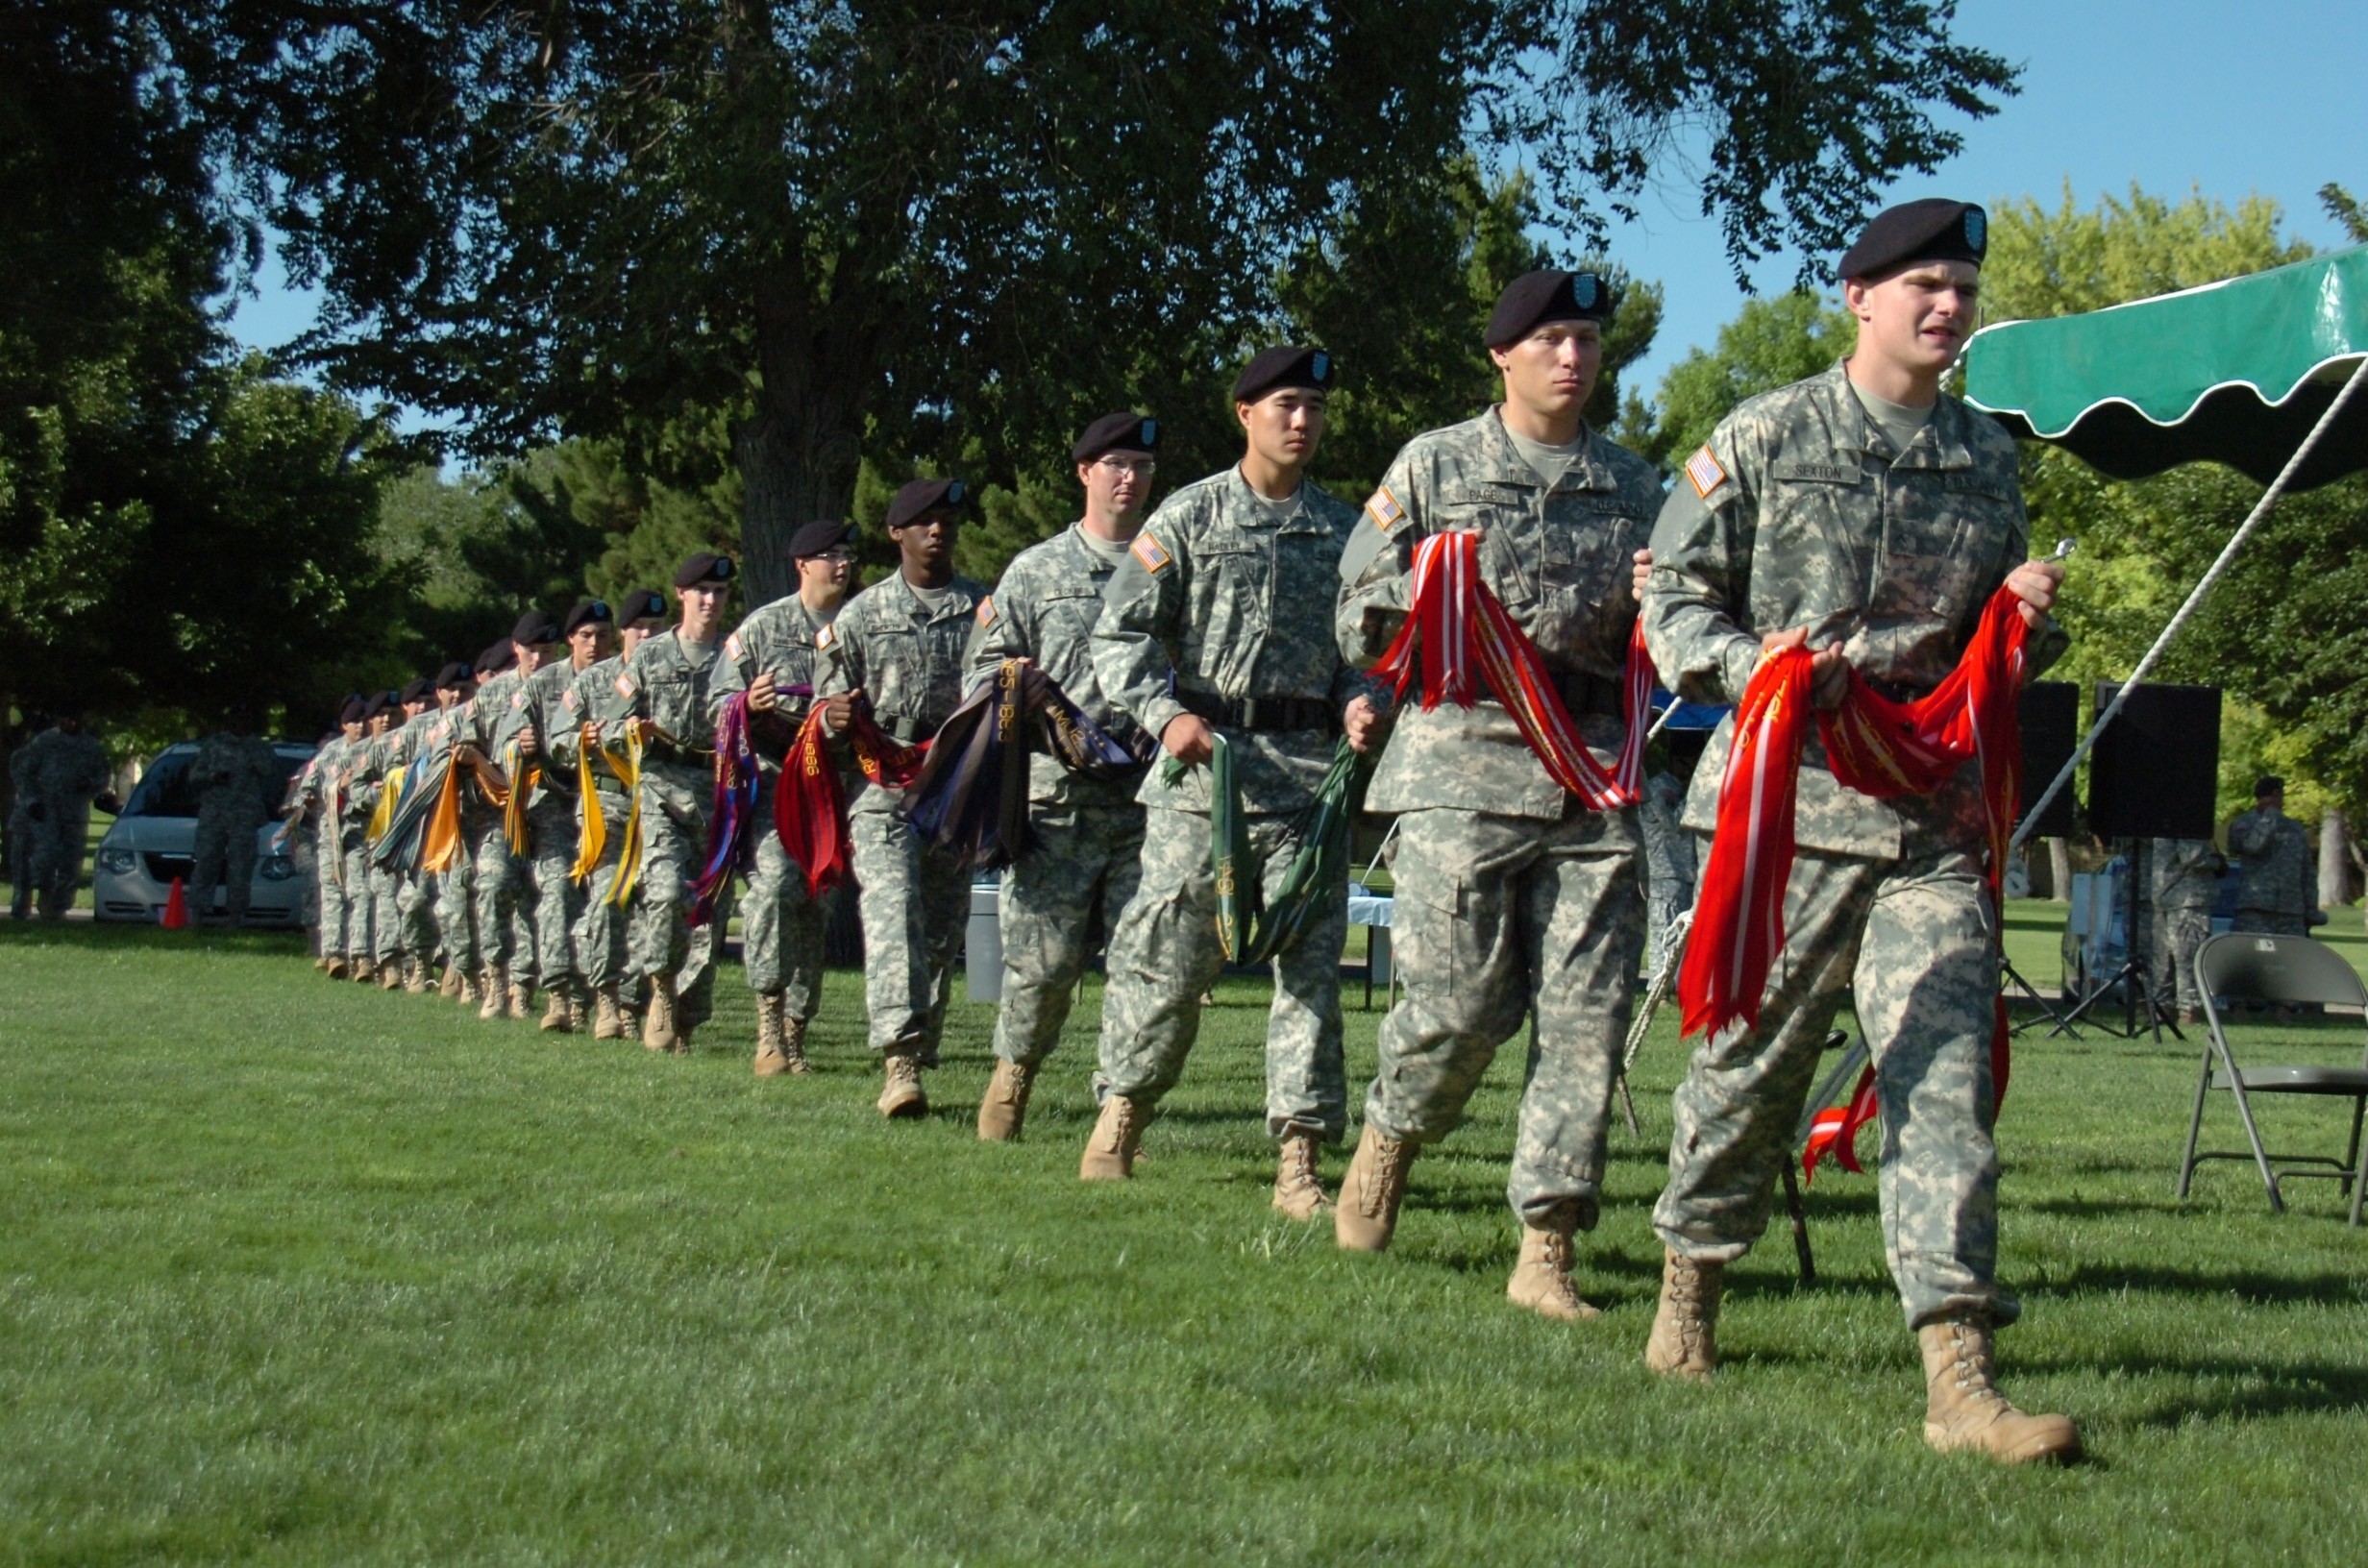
[743,774,826,1020]
[396,871,437,967]
[191,810,259,923]
[519,796,581,989]
[1654,842,2019,1332]
[628,769,719,1032]
[339,839,378,958]
[318,831,359,954]
[994,799,1145,1068]
[1368,804,1643,1229]
[2136,902,2212,1013]
[9,803,89,917]
[1096,805,1349,1145]
[850,809,969,1062]
[1645,885,1692,984]
[433,841,476,970]
[367,859,407,964]
[572,786,633,989]
[468,815,521,974]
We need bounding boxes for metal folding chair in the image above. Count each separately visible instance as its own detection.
[2179,932,2368,1225]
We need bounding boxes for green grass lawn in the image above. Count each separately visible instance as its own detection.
[6,919,2368,1565]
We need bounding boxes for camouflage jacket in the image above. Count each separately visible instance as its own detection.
[606,627,727,823]
[192,732,275,826]
[2228,807,2315,920]
[1338,409,1662,819]
[482,661,582,814]
[553,654,637,801]
[2141,836,2224,912]
[711,593,837,777]
[816,572,987,816]
[1641,361,2067,859]
[966,523,1146,808]
[1092,466,1376,816]
[11,728,109,812]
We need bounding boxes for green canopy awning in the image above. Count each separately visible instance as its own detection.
[1962,247,2368,489]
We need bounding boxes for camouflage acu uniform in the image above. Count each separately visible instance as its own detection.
[553,655,639,991]
[381,715,449,963]
[462,672,527,978]
[290,739,338,943]
[1641,771,1697,980]
[430,703,479,973]
[816,573,989,1061]
[8,725,111,919]
[500,660,588,991]
[966,525,1150,1068]
[2228,806,2315,938]
[710,596,835,1021]
[1640,361,2067,1331]
[609,628,728,1031]
[189,731,277,923]
[1090,467,1376,1143]
[347,727,402,962]
[1337,409,1661,1226]
[2134,837,2221,1013]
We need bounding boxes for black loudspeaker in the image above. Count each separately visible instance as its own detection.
[2088,682,2222,841]
[2015,681,2079,839]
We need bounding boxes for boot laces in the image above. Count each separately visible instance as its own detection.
[1279,1137,1319,1192]
[1096,1096,1140,1152]
[1358,1136,1406,1217]
[1941,1324,2010,1413]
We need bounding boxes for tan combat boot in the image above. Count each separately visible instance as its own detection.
[1643,1248,1722,1382]
[506,978,533,1020]
[642,974,678,1052]
[379,960,404,991]
[352,956,375,984]
[1272,1133,1330,1220]
[314,953,333,972]
[404,958,432,995]
[1333,1123,1415,1251]
[877,1050,927,1117]
[593,984,625,1041]
[1919,1318,2082,1464]
[753,992,792,1077]
[779,1016,812,1075]
[438,965,464,999]
[479,965,507,1020]
[566,989,586,1033]
[1507,1223,1600,1321]
[1078,1093,1145,1180]
[975,1058,1036,1140]
[325,956,349,980]
[540,983,573,1033]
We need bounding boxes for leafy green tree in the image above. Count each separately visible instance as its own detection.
[2318,182,2367,245]
[1619,290,1854,466]
[231,1,2016,603]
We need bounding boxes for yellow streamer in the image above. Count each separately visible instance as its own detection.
[605,727,646,908]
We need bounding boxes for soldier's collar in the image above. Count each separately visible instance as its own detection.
[1823,360,1975,470]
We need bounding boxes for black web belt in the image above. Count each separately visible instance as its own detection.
[1175,690,1340,735]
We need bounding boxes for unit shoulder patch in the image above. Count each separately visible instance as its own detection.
[1684,445,1729,501]
[1364,485,1406,530]
[1129,531,1172,575]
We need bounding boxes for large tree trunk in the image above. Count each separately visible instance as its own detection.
[2320,807,2352,908]
[733,278,877,606]
[2047,837,2072,903]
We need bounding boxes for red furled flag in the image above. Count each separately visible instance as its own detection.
[1676,584,2030,1179]
[1366,529,1652,811]
[776,700,929,897]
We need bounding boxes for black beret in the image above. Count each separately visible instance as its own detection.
[619,586,670,625]
[510,609,561,647]
[1838,199,1986,282]
[2256,774,2285,798]
[674,551,736,588]
[885,478,968,530]
[360,691,395,722]
[562,598,615,636]
[1484,269,1611,347]
[789,520,855,559]
[474,640,516,676]
[339,697,369,726]
[1232,346,1333,404]
[399,676,435,706]
[433,661,474,689]
[1073,412,1161,463]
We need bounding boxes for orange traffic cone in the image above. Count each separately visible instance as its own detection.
[161,877,189,930]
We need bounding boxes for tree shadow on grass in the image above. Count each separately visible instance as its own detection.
[2105,1355,2368,1427]
[2028,1262,2368,1308]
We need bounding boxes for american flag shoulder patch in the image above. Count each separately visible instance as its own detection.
[511,691,528,710]
[1684,445,1728,500]
[1365,485,1405,530]
[725,632,744,662]
[1129,531,1172,575]
[614,673,636,699]
[975,595,996,626]
[560,689,580,712]
[815,622,837,651]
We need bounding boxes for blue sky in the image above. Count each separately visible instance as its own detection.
[226,0,2367,425]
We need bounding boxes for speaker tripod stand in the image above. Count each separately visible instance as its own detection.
[2052,839,2183,1042]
